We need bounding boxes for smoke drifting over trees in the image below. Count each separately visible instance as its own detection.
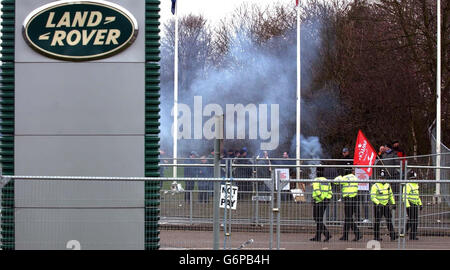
[160,0,449,159]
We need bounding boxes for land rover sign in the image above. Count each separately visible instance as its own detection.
[23,0,138,61]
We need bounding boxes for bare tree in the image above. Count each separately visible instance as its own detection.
[159,0,449,157]
[161,14,213,93]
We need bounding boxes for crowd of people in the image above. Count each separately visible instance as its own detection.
[159,139,423,242]
[159,147,302,201]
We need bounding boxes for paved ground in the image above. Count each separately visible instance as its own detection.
[160,229,450,250]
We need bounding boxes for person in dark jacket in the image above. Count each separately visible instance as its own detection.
[256,150,272,192]
[234,148,253,199]
[184,151,198,202]
[278,152,296,201]
[281,151,296,176]
[392,140,405,158]
[338,147,353,176]
[381,144,400,196]
[392,140,407,176]
[198,155,213,203]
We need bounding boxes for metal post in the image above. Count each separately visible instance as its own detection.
[394,164,403,226]
[397,184,402,250]
[397,161,408,249]
[213,115,223,250]
[276,171,281,250]
[223,182,228,250]
[228,180,233,249]
[228,171,233,249]
[436,0,442,204]
[223,162,229,249]
[296,0,301,187]
[189,190,193,225]
[402,161,408,249]
[397,163,402,249]
[173,0,179,179]
[254,157,259,225]
[269,172,274,250]
[223,162,232,250]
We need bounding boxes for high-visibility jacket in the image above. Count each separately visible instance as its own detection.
[334,174,358,198]
[370,183,395,206]
[403,183,422,208]
[312,177,332,203]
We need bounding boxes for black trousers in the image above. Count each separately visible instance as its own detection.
[313,199,330,238]
[342,197,360,238]
[406,205,419,239]
[373,204,395,239]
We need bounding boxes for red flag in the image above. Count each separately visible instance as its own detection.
[296,0,299,6]
[353,130,376,177]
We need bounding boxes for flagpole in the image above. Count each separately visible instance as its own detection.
[296,2,301,180]
[436,0,441,203]
[173,0,179,178]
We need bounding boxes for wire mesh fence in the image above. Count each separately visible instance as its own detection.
[1,157,449,250]
[158,181,450,250]
[158,156,450,250]
[430,123,450,208]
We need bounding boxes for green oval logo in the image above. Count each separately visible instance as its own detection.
[23,0,138,61]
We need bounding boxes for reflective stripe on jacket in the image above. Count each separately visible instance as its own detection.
[403,183,422,208]
[370,183,395,205]
[334,174,358,198]
[312,177,332,203]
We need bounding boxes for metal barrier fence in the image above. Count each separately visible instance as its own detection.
[159,180,450,250]
[430,124,450,207]
[1,161,449,250]
[158,158,450,250]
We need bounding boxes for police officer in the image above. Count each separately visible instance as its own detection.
[404,170,422,240]
[310,166,332,242]
[335,169,362,241]
[370,170,397,241]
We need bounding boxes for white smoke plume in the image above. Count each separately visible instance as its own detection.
[159,15,333,159]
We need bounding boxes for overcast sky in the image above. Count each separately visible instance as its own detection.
[0,0,291,54]
[0,0,289,35]
[160,0,288,26]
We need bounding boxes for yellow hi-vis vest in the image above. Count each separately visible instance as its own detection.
[312,177,332,203]
[403,183,422,208]
[370,183,395,206]
[334,174,358,198]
